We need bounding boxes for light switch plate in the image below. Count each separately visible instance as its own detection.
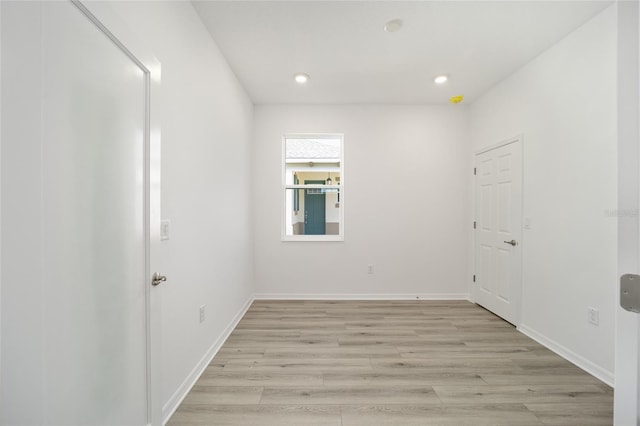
[160,220,170,241]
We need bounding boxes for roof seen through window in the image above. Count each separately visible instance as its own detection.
[286,138,340,160]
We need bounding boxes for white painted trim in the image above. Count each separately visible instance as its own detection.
[281,235,343,242]
[0,0,3,398]
[161,295,254,425]
[615,1,640,423]
[519,324,614,387]
[475,133,523,155]
[0,0,3,394]
[254,293,470,301]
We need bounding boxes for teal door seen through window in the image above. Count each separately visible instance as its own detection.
[304,180,326,235]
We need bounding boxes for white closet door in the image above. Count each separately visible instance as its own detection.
[474,139,523,325]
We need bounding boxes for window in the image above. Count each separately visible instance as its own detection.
[283,134,343,241]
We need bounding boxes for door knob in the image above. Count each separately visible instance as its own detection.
[503,240,517,247]
[152,272,167,286]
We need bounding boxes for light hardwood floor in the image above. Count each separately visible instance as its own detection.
[167,300,613,425]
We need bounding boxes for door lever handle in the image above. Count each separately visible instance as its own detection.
[152,272,167,286]
[503,240,517,247]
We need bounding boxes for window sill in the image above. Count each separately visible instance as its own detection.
[281,235,344,242]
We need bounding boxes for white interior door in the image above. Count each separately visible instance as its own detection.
[474,138,523,325]
[42,2,149,423]
[1,1,157,424]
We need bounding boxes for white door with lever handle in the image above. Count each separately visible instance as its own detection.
[474,138,523,325]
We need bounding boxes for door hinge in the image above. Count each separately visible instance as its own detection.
[621,274,640,313]
[473,221,476,229]
[474,167,477,175]
[473,275,476,283]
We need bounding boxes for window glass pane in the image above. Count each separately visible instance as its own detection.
[284,188,340,236]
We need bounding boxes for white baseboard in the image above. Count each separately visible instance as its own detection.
[254,293,470,301]
[162,295,254,425]
[518,324,614,387]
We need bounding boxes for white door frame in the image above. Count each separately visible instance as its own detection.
[615,1,640,424]
[472,135,524,327]
[74,2,163,424]
[0,0,3,401]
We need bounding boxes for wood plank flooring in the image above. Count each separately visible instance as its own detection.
[167,300,613,425]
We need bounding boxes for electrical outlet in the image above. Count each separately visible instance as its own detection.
[199,305,206,323]
[367,264,374,274]
[588,307,599,326]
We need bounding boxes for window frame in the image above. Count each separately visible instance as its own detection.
[281,133,344,242]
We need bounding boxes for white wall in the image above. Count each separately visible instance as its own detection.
[1,3,45,423]
[252,105,470,298]
[1,1,255,423]
[470,5,617,382]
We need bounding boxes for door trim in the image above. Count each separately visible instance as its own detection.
[475,134,523,155]
[615,0,640,422]
[472,134,524,327]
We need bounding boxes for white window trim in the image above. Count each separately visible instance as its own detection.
[281,133,344,242]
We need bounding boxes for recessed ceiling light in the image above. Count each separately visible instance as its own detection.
[384,19,403,33]
[294,73,309,84]
[434,75,448,84]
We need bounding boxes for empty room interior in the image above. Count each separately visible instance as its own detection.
[2,0,640,425]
